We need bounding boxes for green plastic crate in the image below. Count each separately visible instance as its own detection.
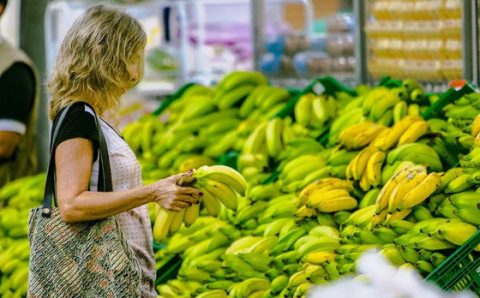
[426,230,480,295]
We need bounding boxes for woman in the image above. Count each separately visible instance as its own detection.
[46,5,202,297]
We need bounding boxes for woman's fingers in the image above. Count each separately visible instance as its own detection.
[178,186,203,197]
[176,194,199,204]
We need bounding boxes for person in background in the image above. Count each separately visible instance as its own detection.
[0,0,39,186]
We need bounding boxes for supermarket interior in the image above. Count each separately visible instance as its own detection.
[2,0,480,297]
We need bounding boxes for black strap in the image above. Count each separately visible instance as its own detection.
[41,103,112,217]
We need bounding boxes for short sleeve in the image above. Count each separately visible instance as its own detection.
[0,62,35,135]
[52,103,100,160]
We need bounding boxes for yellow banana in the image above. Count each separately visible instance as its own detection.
[169,209,185,234]
[436,221,477,246]
[381,115,421,151]
[388,166,427,212]
[153,208,175,242]
[400,173,441,209]
[194,165,247,196]
[314,196,358,213]
[366,151,386,187]
[266,118,283,157]
[375,163,415,212]
[307,188,351,207]
[472,114,480,136]
[199,179,238,210]
[295,94,314,126]
[243,122,268,154]
[371,127,391,149]
[302,251,336,264]
[350,147,378,181]
[184,203,200,227]
[397,120,429,145]
[201,189,222,217]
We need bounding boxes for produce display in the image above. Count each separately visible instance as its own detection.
[2,71,480,297]
[0,174,46,298]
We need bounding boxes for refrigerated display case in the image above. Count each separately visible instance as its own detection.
[362,0,470,90]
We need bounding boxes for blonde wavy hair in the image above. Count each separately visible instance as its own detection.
[48,5,147,119]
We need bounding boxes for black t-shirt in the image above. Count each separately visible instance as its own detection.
[0,62,35,133]
[52,102,100,160]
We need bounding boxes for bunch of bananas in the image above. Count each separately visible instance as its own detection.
[239,85,291,120]
[276,154,329,193]
[0,173,46,297]
[298,178,357,213]
[153,165,246,242]
[374,163,441,226]
[122,71,281,184]
[294,93,337,133]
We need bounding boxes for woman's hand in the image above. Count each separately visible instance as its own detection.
[150,171,203,212]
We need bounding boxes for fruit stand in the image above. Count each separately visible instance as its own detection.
[4,0,480,297]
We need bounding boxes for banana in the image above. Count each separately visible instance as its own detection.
[444,174,474,194]
[271,275,289,294]
[153,208,175,242]
[328,149,359,166]
[300,167,332,190]
[397,120,429,145]
[180,97,216,119]
[226,236,264,255]
[261,87,290,110]
[183,203,200,227]
[218,71,267,92]
[437,168,465,193]
[398,246,419,263]
[379,245,405,266]
[271,228,307,254]
[236,201,268,224]
[384,209,412,225]
[408,103,421,117]
[237,252,272,272]
[206,280,235,291]
[415,236,455,250]
[375,164,414,212]
[311,196,357,214]
[196,290,228,298]
[349,123,386,149]
[369,92,400,121]
[435,221,477,246]
[295,94,314,126]
[413,205,433,221]
[393,101,408,123]
[243,122,268,154]
[472,114,480,136]
[381,116,421,150]
[360,188,380,208]
[307,188,350,207]
[302,251,336,265]
[388,166,427,212]
[235,278,270,298]
[295,205,317,219]
[389,219,414,234]
[366,151,385,187]
[349,147,378,181]
[221,254,259,278]
[198,179,238,211]
[240,86,269,118]
[202,189,222,217]
[169,209,185,233]
[386,143,443,172]
[312,95,330,125]
[266,118,283,157]
[450,191,480,209]
[195,165,247,196]
[346,205,376,227]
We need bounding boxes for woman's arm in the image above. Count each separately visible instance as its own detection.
[55,138,201,223]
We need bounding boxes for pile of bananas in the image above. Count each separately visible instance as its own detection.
[122,71,288,184]
[153,165,246,242]
[0,173,46,298]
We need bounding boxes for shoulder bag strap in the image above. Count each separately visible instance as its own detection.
[41,103,112,217]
